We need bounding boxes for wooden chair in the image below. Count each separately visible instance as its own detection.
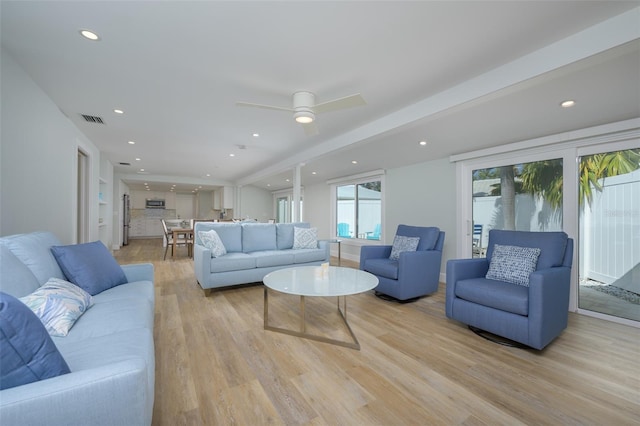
[161,219,189,260]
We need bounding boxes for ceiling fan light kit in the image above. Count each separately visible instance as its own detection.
[294,109,315,124]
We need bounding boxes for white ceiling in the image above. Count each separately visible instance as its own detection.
[2,1,639,193]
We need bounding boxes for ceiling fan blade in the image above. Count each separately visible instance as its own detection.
[235,101,293,112]
[313,93,366,114]
[302,122,319,136]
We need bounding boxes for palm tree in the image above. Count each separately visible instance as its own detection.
[579,149,640,207]
[486,149,639,230]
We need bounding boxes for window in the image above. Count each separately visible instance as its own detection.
[472,159,563,257]
[332,173,383,240]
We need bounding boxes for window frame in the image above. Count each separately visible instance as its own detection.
[329,170,385,245]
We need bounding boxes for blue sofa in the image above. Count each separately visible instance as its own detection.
[193,222,330,294]
[0,232,155,426]
[446,230,573,350]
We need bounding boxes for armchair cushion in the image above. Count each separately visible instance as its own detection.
[486,230,568,270]
[389,235,419,260]
[363,258,398,280]
[486,244,541,286]
[396,225,440,251]
[455,277,529,316]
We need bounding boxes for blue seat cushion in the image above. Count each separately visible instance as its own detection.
[0,292,71,390]
[250,251,295,268]
[363,258,398,280]
[51,241,128,296]
[210,253,256,273]
[455,277,529,316]
[289,248,326,264]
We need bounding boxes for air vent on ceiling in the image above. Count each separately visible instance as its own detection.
[119,162,131,166]
[80,114,104,124]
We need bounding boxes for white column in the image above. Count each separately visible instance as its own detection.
[293,164,302,222]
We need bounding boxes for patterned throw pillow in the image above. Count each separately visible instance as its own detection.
[198,230,227,257]
[19,278,94,337]
[389,235,420,260]
[293,227,318,249]
[486,244,541,286]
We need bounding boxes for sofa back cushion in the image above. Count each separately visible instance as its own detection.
[0,245,41,298]
[395,225,440,251]
[0,232,65,285]
[486,230,569,270]
[194,222,242,253]
[276,222,310,250]
[242,223,277,253]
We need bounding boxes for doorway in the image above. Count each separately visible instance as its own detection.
[77,149,89,243]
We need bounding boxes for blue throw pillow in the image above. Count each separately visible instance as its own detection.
[50,241,127,296]
[0,292,71,390]
[486,244,541,286]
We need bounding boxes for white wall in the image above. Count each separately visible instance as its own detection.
[300,157,457,271]
[239,185,273,222]
[385,157,456,276]
[1,48,101,244]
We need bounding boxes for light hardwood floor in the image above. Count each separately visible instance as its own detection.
[116,239,640,425]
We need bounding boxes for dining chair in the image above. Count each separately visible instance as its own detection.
[161,219,189,260]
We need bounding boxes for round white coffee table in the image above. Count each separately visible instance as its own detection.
[263,265,378,350]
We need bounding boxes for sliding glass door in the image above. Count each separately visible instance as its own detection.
[472,159,563,257]
[578,148,640,322]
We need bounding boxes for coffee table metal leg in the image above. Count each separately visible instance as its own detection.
[263,290,361,350]
[300,295,306,333]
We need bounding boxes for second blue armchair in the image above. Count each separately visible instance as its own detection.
[360,225,445,301]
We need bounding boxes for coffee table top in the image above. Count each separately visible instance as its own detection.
[263,266,378,297]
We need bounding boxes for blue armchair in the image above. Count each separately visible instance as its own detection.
[360,225,445,301]
[446,230,574,350]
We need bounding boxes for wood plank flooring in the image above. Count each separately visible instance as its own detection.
[115,239,640,425]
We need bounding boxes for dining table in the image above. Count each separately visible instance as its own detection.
[170,226,193,258]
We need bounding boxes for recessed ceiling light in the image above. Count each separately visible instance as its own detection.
[351,160,358,164]
[285,179,290,182]
[253,133,260,137]
[267,184,271,187]
[205,173,211,177]
[128,141,135,145]
[79,29,100,41]
[419,140,428,146]
[560,100,576,108]
[135,158,141,161]
[139,169,145,172]
[229,153,235,157]
[113,109,124,114]
[312,171,317,175]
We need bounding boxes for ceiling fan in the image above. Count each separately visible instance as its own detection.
[236,91,366,136]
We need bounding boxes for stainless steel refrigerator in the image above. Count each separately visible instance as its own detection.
[123,194,130,245]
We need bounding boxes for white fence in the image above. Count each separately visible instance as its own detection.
[580,168,640,291]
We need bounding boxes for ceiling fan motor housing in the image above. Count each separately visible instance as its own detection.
[293,91,316,123]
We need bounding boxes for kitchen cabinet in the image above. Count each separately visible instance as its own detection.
[131,191,146,209]
[223,186,234,209]
[129,218,165,238]
[212,186,234,210]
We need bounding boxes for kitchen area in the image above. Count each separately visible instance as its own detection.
[123,187,235,240]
